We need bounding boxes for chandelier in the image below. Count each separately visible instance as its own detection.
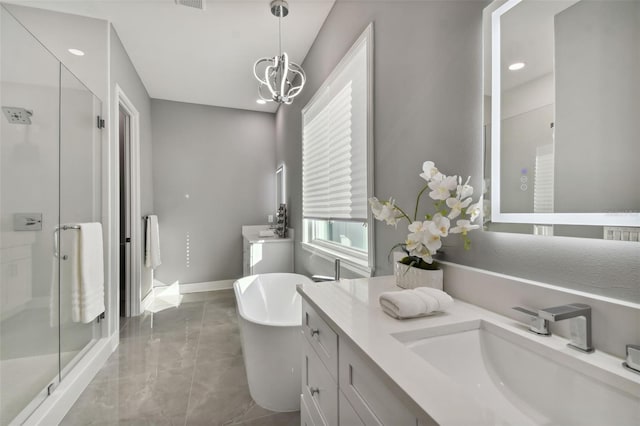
[253,0,306,104]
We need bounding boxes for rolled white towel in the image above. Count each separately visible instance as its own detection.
[379,287,454,319]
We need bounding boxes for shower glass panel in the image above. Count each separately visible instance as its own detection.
[0,7,104,425]
[0,8,61,425]
[59,65,102,378]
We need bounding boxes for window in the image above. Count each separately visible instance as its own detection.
[301,24,373,275]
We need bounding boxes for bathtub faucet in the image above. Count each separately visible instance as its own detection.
[311,259,341,282]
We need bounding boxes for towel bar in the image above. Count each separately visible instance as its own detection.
[53,224,81,257]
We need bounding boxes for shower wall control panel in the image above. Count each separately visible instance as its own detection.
[13,213,42,231]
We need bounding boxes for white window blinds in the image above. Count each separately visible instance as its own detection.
[302,38,368,221]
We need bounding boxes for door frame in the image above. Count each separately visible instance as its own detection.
[114,84,142,317]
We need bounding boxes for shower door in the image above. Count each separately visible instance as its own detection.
[0,6,103,425]
[0,8,62,424]
[59,65,103,378]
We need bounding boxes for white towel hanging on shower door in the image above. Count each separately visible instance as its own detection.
[69,223,105,323]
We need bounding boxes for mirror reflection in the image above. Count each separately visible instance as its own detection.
[483,0,640,240]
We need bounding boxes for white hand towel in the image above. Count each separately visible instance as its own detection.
[145,215,162,269]
[70,223,105,323]
[379,287,453,319]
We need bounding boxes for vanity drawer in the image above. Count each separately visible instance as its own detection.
[302,336,338,426]
[302,299,338,380]
[339,390,365,426]
[339,340,417,426]
[301,394,316,426]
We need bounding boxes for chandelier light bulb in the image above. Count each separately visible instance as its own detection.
[253,0,306,105]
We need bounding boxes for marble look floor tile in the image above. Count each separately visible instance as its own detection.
[63,290,285,426]
[94,330,201,381]
[185,384,273,426]
[191,356,249,391]
[197,323,242,361]
[204,292,237,309]
[203,302,238,327]
[182,289,235,303]
[120,303,205,339]
[62,365,193,425]
[232,411,301,426]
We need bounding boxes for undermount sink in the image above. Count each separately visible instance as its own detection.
[393,320,640,426]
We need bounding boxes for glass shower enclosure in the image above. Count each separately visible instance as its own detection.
[0,7,104,424]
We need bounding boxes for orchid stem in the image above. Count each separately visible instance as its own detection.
[413,184,430,221]
[393,205,413,223]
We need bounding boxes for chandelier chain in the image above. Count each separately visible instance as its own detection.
[278,6,282,57]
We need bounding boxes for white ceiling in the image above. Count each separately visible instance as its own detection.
[9,0,336,113]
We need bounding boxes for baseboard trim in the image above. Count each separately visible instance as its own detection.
[23,333,118,426]
[180,279,235,293]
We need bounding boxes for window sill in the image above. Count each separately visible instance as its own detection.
[301,241,373,277]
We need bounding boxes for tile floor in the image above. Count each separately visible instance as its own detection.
[62,290,300,426]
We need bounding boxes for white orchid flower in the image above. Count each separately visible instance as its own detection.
[423,230,443,254]
[429,213,450,237]
[413,246,434,264]
[450,219,480,235]
[456,176,473,199]
[405,236,433,264]
[467,200,482,222]
[369,197,401,226]
[369,197,383,216]
[419,161,444,182]
[446,196,473,219]
[408,220,442,253]
[408,220,428,234]
[428,175,457,201]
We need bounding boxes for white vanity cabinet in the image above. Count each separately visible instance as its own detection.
[301,299,421,426]
[241,225,293,276]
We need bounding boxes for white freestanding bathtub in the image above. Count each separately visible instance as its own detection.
[233,273,313,412]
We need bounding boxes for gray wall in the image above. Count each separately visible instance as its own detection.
[151,100,275,285]
[110,26,154,298]
[276,0,640,302]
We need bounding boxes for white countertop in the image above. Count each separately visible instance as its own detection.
[241,225,293,244]
[297,276,640,425]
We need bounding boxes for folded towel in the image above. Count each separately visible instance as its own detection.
[70,223,105,323]
[145,215,162,269]
[379,287,454,319]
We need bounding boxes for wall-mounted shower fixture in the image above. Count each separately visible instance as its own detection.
[2,106,33,124]
[13,213,42,231]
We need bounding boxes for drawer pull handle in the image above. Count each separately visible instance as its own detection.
[310,387,320,396]
[310,328,320,337]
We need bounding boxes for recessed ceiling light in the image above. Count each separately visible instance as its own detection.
[508,62,525,71]
[68,48,85,56]
[256,99,267,105]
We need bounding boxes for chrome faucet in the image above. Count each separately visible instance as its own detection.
[512,306,551,336]
[311,259,341,282]
[538,303,594,353]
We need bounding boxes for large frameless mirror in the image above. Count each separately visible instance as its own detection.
[483,0,640,240]
[275,164,286,211]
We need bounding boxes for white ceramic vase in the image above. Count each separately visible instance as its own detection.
[394,262,443,290]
